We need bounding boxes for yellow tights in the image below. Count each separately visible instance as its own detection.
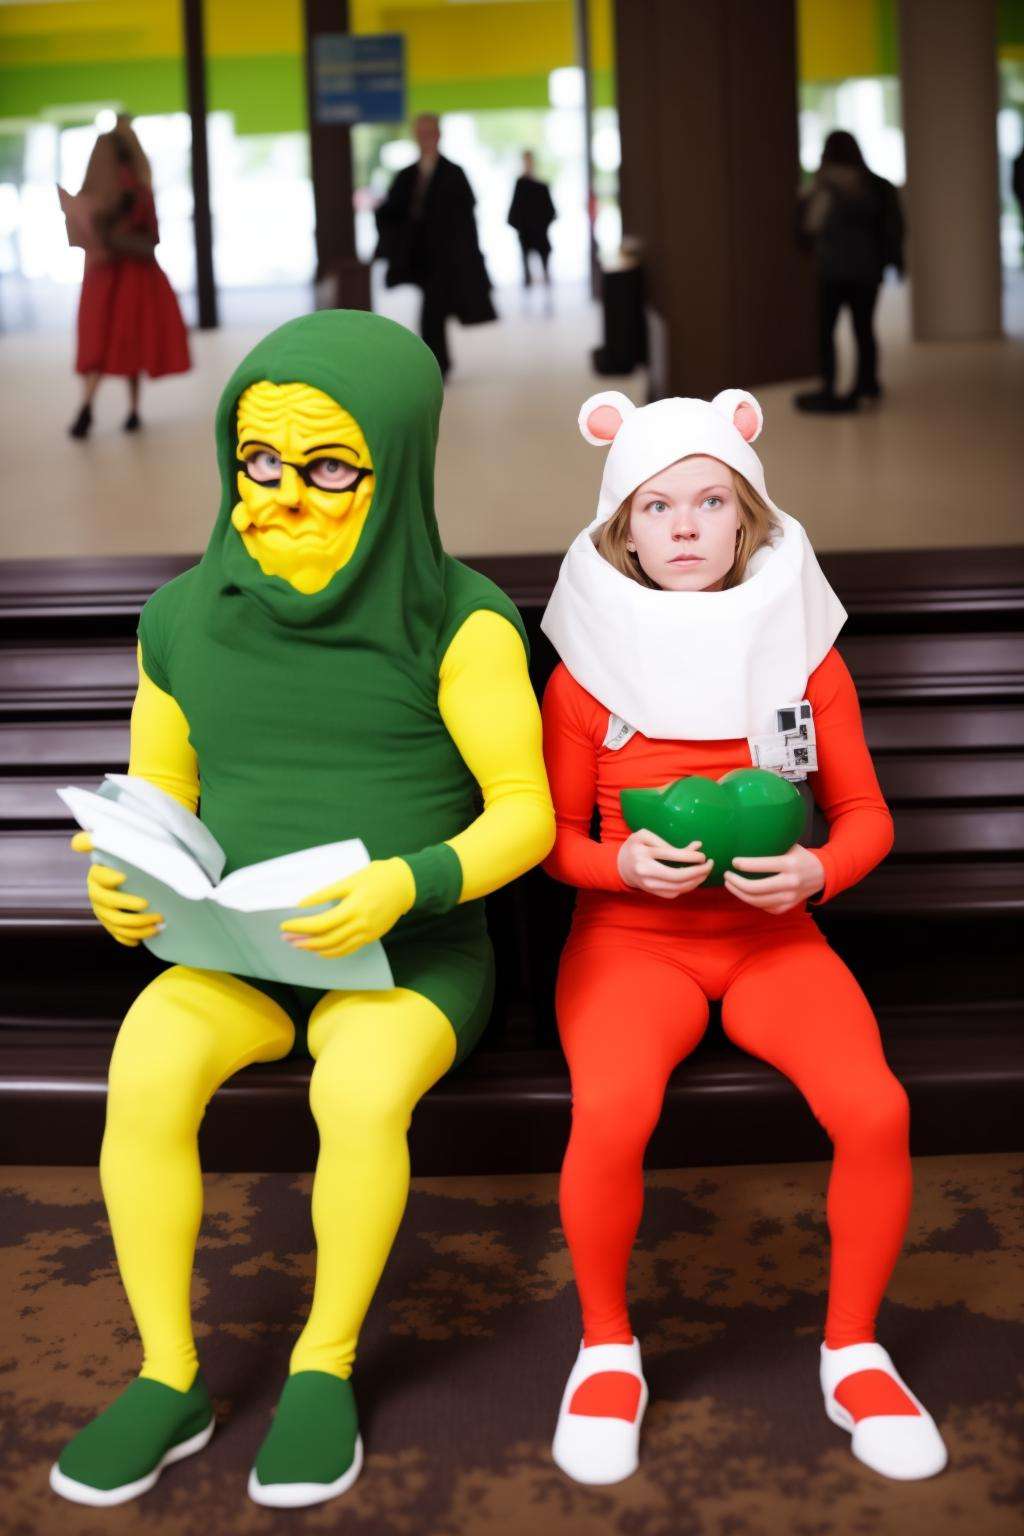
[99,965,456,1392]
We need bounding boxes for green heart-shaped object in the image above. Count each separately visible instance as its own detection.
[620,769,806,887]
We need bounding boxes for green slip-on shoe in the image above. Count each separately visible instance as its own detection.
[248,1370,363,1508]
[50,1371,214,1507]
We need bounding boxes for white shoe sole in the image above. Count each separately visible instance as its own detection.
[552,1381,649,1486]
[826,1396,948,1480]
[247,1433,365,1507]
[49,1417,215,1507]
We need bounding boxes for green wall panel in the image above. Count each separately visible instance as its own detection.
[0,54,609,132]
[1000,0,1024,45]
[411,65,613,116]
[876,0,898,75]
[0,57,186,119]
[206,55,305,134]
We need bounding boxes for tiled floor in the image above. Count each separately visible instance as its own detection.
[4,1153,1022,1536]
[1,274,1021,564]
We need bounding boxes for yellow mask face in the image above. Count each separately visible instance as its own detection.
[231,381,374,595]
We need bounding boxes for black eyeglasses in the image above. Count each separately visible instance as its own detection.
[238,454,373,495]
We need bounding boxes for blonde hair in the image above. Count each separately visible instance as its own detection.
[593,463,778,591]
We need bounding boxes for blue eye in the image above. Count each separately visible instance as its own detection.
[648,500,668,513]
[245,451,282,484]
[704,496,723,509]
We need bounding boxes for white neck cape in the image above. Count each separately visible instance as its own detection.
[541,509,847,742]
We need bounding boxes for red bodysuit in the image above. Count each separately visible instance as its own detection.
[542,645,910,1353]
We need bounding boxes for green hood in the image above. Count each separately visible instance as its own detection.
[199,308,446,644]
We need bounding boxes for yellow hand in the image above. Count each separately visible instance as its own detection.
[71,831,164,948]
[280,857,415,958]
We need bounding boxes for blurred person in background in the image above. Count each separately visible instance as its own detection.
[65,115,190,440]
[1013,146,1024,267]
[795,129,904,415]
[374,113,495,380]
[507,150,556,288]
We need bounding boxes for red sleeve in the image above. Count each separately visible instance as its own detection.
[805,647,894,903]
[541,663,629,891]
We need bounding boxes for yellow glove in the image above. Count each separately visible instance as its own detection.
[280,857,415,959]
[71,831,164,948]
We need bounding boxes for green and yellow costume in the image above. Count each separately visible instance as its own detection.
[53,311,554,1509]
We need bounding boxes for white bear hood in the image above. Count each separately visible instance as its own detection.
[540,388,847,742]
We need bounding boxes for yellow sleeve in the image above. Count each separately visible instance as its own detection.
[438,610,555,904]
[128,642,200,813]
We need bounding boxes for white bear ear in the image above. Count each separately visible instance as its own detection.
[711,388,763,443]
[578,390,636,447]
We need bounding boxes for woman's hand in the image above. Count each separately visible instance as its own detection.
[723,844,825,915]
[617,830,714,900]
[71,831,163,947]
[281,857,416,958]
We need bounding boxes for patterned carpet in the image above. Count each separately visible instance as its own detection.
[1,1154,1021,1536]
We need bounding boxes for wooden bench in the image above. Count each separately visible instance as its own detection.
[1,547,1021,1173]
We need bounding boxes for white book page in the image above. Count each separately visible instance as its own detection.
[214,839,371,913]
[59,785,182,852]
[102,774,225,884]
[82,816,213,900]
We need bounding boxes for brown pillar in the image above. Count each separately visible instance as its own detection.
[573,0,600,297]
[615,0,814,397]
[303,0,370,309]
[899,0,1002,340]
[182,0,217,329]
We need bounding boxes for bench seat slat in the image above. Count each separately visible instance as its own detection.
[4,631,1024,715]
[862,705,1024,752]
[0,720,129,767]
[3,754,1022,823]
[1,830,1021,916]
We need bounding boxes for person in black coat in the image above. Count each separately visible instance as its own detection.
[374,113,496,379]
[1012,147,1024,268]
[507,151,556,287]
[795,130,904,413]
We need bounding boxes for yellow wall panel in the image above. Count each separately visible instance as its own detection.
[0,0,181,65]
[204,0,304,58]
[588,0,612,72]
[798,0,880,81]
[0,0,609,79]
[0,0,302,65]
[354,0,574,79]
[0,0,614,118]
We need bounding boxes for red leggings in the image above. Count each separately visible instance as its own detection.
[556,916,911,1349]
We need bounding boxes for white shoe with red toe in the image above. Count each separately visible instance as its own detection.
[820,1342,947,1480]
[552,1338,648,1485]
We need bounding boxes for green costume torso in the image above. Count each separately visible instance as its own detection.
[139,557,521,906]
[137,311,526,1060]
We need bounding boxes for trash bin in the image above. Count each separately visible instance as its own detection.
[314,258,372,313]
[591,246,647,375]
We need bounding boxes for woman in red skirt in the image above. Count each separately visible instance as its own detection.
[540,388,947,1486]
[68,117,190,439]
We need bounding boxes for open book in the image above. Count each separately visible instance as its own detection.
[58,775,395,991]
[57,186,106,257]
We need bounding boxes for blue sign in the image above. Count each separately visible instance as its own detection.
[313,33,406,126]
